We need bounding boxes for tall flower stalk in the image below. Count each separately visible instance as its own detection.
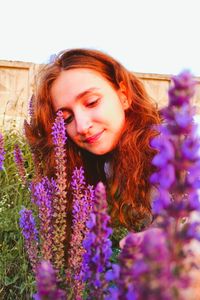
[67,167,95,299]
[34,177,56,261]
[13,143,27,185]
[0,132,5,170]
[82,182,113,300]
[151,71,200,222]
[28,94,34,125]
[19,208,39,273]
[51,110,68,270]
[24,119,43,179]
[149,70,200,296]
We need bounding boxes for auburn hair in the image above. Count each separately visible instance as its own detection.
[25,48,161,232]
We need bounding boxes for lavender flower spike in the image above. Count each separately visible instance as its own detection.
[13,143,27,185]
[28,94,34,124]
[0,133,5,170]
[34,177,56,261]
[52,110,67,147]
[150,70,199,217]
[149,70,200,296]
[51,110,68,269]
[19,208,38,273]
[68,167,94,299]
[33,260,66,300]
[82,182,113,300]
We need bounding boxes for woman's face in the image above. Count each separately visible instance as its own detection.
[51,68,128,155]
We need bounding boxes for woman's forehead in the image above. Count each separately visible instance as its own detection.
[51,68,113,99]
[50,68,113,110]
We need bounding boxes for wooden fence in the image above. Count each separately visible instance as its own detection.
[0,60,200,131]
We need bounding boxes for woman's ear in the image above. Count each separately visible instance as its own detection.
[120,94,129,110]
[119,81,129,110]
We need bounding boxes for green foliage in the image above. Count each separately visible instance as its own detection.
[0,127,35,299]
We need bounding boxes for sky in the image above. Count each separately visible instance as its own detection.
[0,0,200,76]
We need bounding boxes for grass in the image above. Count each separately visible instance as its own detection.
[0,126,35,300]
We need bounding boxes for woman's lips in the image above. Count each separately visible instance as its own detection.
[84,130,104,144]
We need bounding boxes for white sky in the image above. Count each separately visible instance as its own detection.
[0,0,200,76]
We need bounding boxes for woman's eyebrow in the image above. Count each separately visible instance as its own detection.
[75,87,99,101]
[56,87,99,113]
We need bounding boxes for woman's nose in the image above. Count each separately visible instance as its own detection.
[75,114,92,135]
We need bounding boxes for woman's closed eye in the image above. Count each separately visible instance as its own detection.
[64,97,101,125]
[86,97,100,107]
[64,115,74,125]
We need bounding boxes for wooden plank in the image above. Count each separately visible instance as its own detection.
[0,60,199,130]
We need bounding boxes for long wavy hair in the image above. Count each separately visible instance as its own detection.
[25,48,161,231]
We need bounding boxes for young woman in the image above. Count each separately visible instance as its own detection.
[25,48,161,234]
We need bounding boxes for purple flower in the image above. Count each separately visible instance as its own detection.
[152,189,171,215]
[151,163,175,189]
[116,229,171,300]
[34,177,56,261]
[13,143,27,185]
[33,260,66,300]
[19,208,38,272]
[51,110,68,269]
[179,221,200,242]
[52,110,67,147]
[162,105,196,135]
[148,70,200,297]
[151,71,200,218]
[68,167,95,299]
[168,70,196,106]
[181,137,200,160]
[82,182,113,299]
[28,94,34,124]
[151,135,175,168]
[186,161,200,189]
[19,208,38,240]
[0,133,5,170]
